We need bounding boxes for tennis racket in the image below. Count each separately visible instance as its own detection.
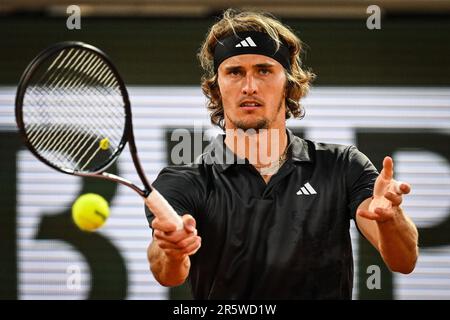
[15,41,184,230]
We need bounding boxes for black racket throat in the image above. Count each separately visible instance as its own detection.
[15,41,152,199]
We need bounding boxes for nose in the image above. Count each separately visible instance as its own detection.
[242,74,257,95]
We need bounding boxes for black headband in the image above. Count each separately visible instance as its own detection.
[213,31,291,72]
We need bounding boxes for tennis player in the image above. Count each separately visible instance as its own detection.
[145,9,419,299]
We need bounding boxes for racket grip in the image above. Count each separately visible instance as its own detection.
[145,188,184,231]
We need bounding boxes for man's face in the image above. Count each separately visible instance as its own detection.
[217,54,287,131]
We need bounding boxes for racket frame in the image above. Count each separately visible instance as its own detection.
[15,41,152,198]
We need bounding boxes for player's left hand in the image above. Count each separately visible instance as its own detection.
[357,156,411,223]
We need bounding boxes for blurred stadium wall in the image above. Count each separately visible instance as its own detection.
[1,1,450,300]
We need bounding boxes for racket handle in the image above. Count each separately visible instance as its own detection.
[145,188,184,231]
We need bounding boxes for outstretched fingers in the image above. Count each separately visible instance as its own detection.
[394,182,411,195]
[384,191,403,206]
[381,156,394,180]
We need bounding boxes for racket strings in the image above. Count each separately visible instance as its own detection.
[29,77,124,144]
[27,50,124,129]
[25,50,107,136]
[30,86,123,169]
[22,47,127,172]
[26,93,122,169]
[26,78,123,165]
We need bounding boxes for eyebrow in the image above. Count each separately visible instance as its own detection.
[224,63,276,71]
[254,63,275,68]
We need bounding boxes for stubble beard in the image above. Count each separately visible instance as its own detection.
[228,99,284,132]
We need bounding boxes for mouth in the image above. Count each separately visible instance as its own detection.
[239,100,263,111]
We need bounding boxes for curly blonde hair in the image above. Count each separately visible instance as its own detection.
[198,9,315,129]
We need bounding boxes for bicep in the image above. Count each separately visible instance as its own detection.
[356,197,380,251]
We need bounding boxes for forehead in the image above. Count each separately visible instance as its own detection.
[219,54,282,68]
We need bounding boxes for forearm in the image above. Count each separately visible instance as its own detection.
[147,240,190,287]
[377,207,419,274]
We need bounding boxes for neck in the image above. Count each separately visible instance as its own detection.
[224,127,288,169]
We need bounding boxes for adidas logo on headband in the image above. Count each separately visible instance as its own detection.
[213,31,291,72]
[235,37,257,48]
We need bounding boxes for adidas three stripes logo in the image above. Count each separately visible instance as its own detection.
[235,37,257,47]
[296,182,317,195]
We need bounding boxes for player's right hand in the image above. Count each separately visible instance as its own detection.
[151,214,201,261]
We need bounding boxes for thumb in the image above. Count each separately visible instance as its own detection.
[182,214,196,233]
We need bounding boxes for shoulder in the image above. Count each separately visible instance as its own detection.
[155,135,226,191]
[307,139,361,163]
[156,163,207,188]
[301,139,376,176]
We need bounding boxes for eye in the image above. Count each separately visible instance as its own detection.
[228,69,242,76]
[259,68,271,75]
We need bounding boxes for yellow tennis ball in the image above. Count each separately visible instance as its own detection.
[72,193,110,231]
[99,138,110,150]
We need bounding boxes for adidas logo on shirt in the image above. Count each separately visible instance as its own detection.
[296,182,317,195]
[235,37,257,47]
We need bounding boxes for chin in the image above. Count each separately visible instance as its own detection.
[232,118,268,131]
